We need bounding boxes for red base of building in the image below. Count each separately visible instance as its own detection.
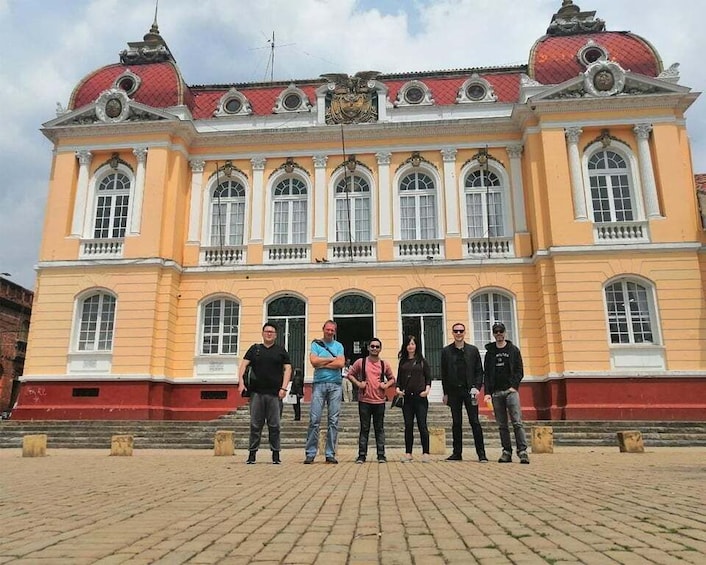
[10,376,706,421]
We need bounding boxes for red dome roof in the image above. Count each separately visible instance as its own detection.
[529,31,662,85]
[69,61,193,111]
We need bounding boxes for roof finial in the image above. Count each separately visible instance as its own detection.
[547,0,605,36]
[144,0,161,42]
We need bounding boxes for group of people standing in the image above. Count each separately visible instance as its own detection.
[238,319,529,466]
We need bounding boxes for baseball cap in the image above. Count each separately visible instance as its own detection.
[492,322,506,333]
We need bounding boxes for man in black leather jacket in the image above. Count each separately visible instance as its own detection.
[441,323,488,462]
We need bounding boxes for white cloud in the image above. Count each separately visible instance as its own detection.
[1,0,704,290]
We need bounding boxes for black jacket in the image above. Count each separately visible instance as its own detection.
[483,340,523,394]
[440,342,484,395]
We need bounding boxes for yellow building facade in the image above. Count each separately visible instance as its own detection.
[15,1,706,420]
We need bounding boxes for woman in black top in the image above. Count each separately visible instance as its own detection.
[396,335,432,462]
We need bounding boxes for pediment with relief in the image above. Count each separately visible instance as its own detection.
[45,88,175,128]
[531,61,691,102]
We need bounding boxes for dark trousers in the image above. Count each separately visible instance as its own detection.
[358,401,386,459]
[447,391,486,458]
[293,396,301,420]
[249,392,281,453]
[402,394,430,454]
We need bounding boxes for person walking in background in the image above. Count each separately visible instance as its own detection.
[441,323,488,462]
[341,358,353,402]
[238,323,292,465]
[395,335,432,462]
[290,368,305,421]
[346,338,395,463]
[304,320,345,464]
[483,322,529,464]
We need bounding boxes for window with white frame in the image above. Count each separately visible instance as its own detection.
[201,298,239,355]
[399,171,437,240]
[210,179,246,247]
[335,174,371,242]
[471,291,514,347]
[273,177,308,244]
[93,172,131,238]
[464,168,505,237]
[604,279,656,344]
[588,150,634,223]
[77,292,116,351]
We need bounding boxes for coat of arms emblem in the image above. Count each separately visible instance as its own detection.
[321,71,380,125]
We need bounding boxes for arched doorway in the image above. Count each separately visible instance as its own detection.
[401,292,444,379]
[267,296,306,374]
[333,293,374,366]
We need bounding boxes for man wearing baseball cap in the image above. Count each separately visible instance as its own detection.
[483,322,529,464]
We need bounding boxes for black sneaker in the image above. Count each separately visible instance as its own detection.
[377,456,387,464]
[355,456,365,464]
[498,451,512,463]
[325,456,338,464]
[246,452,256,465]
[478,455,489,463]
[446,453,462,461]
[519,451,530,465]
[303,456,315,464]
[272,452,281,465]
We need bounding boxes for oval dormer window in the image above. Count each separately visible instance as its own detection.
[117,76,136,94]
[404,86,424,104]
[283,92,302,111]
[224,98,243,114]
[466,83,487,101]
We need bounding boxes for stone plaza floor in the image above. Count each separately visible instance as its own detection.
[1,446,705,564]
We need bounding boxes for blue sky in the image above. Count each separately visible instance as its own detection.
[1,0,704,290]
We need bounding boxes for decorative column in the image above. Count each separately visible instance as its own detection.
[71,150,93,236]
[250,157,266,242]
[507,144,527,233]
[634,124,661,218]
[440,148,459,236]
[565,127,587,220]
[187,159,205,243]
[375,151,392,239]
[313,154,329,241]
[130,147,148,234]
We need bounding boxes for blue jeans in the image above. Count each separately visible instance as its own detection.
[491,389,528,454]
[305,382,342,458]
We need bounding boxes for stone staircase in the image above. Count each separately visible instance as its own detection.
[2,402,706,450]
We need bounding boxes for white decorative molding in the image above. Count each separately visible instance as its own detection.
[273,83,312,113]
[95,89,132,123]
[214,88,253,117]
[583,60,626,97]
[456,74,498,104]
[394,80,434,107]
[658,63,680,84]
[565,127,587,220]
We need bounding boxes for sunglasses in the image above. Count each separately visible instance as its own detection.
[452,329,465,334]
[493,330,505,335]
[368,344,381,349]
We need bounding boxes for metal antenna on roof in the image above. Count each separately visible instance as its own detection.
[153,0,159,27]
[251,32,295,82]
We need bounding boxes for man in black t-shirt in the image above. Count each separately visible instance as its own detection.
[483,322,529,464]
[238,323,292,464]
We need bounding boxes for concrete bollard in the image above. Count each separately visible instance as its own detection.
[22,434,47,457]
[429,427,446,455]
[617,430,644,453]
[531,426,554,454]
[214,430,235,456]
[110,435,134,456]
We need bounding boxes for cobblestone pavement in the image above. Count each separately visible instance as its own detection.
[1,446,705,564]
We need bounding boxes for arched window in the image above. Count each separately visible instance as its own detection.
[77,292,116,351]
[201,297,240,355]
[604,279,656,344]
[210,179,246,246]
[588,150,634,223]
[333,293,374,364]
[93,172,131,239]
[471,291,515,347]
[335,175,371,242]
[399,172,437,240]
[273,177,308,244]
[464,168,505,238]
[267,296,306,372]
[401,292,443,377]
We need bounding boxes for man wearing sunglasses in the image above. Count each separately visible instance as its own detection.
[441,323,488,462]
[483,322,529,464]
[346,338,395,463]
